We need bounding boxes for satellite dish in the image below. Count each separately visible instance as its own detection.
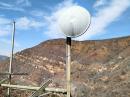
[58,6,91,38]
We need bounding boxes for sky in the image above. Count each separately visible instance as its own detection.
[0,0,130,56]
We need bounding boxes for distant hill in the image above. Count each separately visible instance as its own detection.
[0,55,8,61]
[0,36,130,97]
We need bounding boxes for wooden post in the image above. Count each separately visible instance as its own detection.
[7,21,15,97]
[0,72,28,75]
[38,92,52,97]
[0,78,8,85]
[66,37,71,97]
[1,84,67,93]
[29,79,52,97]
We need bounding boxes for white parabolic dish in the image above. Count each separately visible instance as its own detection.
[58,6,91,38]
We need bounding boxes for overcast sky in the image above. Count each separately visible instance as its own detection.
[0,0,130,56]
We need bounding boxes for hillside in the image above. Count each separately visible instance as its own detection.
[0,36,130,97]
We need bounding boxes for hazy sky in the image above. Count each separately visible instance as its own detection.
[0,0,130,56]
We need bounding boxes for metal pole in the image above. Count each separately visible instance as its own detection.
[66,37,71,97]
[7,21,15,97]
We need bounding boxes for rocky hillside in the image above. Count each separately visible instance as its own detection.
[0,36,130,97]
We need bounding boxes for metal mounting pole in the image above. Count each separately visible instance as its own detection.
[7,21,15,97]
[66,37,71,97]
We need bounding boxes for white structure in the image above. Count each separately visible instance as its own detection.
[58,5,91,97]
[58,6,91,38]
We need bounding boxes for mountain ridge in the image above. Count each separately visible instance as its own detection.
[0,36,130,97]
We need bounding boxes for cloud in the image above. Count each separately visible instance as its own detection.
[0,50,10,56]
[0,16,45,37]
[0,6,24,12]
[0,38,20,47]
[16,0,31,7]
[0,1,13,7]
[0,0,31,12]
[93,0,107,8]
[16,17,45,30]
[0,29,10,36]
[0,38,20,56]
[77,0,130,40]
[30,10,46,17]
[43,0,130,40]
[0,17,11,36]
[43,0,77,39]
[0,17,10,25]
[0,1,24,11]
